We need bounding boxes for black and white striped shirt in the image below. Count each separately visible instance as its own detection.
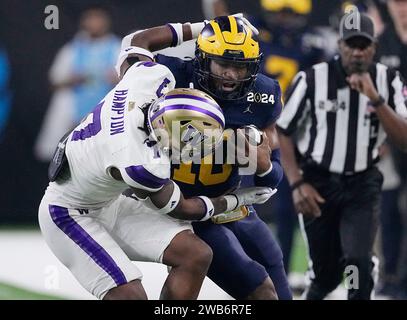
[277,56,407,175]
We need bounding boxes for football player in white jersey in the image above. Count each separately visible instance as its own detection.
[38,51,275,300]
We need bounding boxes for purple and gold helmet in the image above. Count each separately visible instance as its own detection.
[147,88,225,158]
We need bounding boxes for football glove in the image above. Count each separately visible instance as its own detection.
[224,187,277,211]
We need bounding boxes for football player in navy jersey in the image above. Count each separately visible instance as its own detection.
[117,15,292,300]
[248,0,327,276]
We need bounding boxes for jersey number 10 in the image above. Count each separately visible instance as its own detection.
[172,155,232,186]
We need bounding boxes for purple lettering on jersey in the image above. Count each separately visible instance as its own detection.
[111,121,124,128]
[156,77,171,98]
[125,165,168,189]
[48,205,127,286]
[110,89,128,135]
[71,101,104,141]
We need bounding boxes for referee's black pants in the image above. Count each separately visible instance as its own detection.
[300,165,383,300]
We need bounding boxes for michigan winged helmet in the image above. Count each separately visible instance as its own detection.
[195,15,262,100]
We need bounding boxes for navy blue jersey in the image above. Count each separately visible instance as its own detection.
[155,54,282,197]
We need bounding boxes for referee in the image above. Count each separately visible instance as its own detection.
[277,12,407,300]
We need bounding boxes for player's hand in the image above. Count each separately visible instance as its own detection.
[231,186,277,206]
[232,13,259,35]
[235,128,257,166]
[346,72,379,101]
[255,131,272,174]
[292,183,325,218]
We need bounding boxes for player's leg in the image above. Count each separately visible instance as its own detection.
[103,280,146,300]
[38,197,145,300]
[193,221,278,300]
[269,175,298,273]
[227,209,292,300]
[111,194,212,300]
[160,230,213,299]
[340,168,382,300]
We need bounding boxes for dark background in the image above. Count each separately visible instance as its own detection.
[0,0,339,224]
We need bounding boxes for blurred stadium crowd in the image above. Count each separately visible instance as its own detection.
[0,0,406,299]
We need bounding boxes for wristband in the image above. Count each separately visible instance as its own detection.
[369,95,385,108]
[197,196,215,221]
[224,194,239,212]
[257,161,273,177]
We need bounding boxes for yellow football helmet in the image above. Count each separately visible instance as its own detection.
[195,15,262,100]
[147,88,225,159]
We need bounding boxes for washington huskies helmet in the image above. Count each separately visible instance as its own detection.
[195,15,262,100]
[147,88,225,159]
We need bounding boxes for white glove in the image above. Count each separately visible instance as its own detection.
[224,187,277,211]
[232,13,259,36]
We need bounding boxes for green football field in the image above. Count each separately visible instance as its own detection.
[0,228,308,300]
[0,282,65,300]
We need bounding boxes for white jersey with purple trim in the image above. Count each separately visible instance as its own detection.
[45,61,176,209]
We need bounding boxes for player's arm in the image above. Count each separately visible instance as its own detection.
[111,167,273,221]
[118,14,257,77]
[130,180,274,222]
[118,23,198,77]
[252,123,284,189]
[130,25,193,53]
[248,81,284,189]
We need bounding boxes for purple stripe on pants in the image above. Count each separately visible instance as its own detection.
[48,205,127,286]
